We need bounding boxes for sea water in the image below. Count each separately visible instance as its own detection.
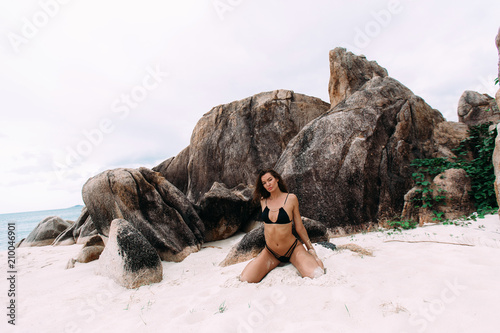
[0,205,84,251]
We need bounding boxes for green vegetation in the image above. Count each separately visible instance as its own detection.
[387,219,418,231]
[411,157,449,218]
[410,122,498,218]
[453,123,498,214]
[216,301,227,314]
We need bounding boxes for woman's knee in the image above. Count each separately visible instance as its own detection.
[239,271,261,283]
[240,276,260,283]
[301,265,325,279]
[240,265,253,283]
[296,253,324,279]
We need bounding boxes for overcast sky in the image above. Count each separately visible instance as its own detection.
[1,0,499,214]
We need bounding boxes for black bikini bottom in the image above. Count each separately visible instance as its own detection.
[265,239,299,263]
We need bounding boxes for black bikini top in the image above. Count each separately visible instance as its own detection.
[262,193,292,224]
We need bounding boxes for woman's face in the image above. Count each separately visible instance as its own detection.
[261,173,278,193]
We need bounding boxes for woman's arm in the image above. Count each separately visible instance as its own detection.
[290,194,324,269]
[289,194,315,252]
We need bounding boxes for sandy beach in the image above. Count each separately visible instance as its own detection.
[2,215,500,333]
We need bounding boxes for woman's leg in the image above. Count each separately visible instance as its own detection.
[290,244,324,279]
[240,248,280,283]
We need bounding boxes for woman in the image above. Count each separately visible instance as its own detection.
[240,169,324,283]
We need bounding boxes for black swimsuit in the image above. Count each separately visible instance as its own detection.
[262,193,299,263]
[262,205,292,224]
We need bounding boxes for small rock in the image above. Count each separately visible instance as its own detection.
[457,90,500,126]
[75,235,105,264]
[18,216,73,247]
[96,219,163,289]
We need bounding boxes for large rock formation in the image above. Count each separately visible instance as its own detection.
[328,48,388,108]
[18,216,73,247]
[154,89,330,204]
[67,43,496,268]
[82,167,204,261]
[457,91,500,126]
[276,51,444,228]
[96,219,163,289]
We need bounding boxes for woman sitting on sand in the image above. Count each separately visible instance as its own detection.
[240,169,324,283]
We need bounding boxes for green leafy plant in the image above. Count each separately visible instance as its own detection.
[410,122,498,219]
[411,158,451,211]
[432,211,445,222]
[452,122,498,215]
[387,218,418,231]
[495,77,499,85]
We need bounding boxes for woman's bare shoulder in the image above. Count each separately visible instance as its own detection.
[287,193,299,204]
[260,197,266,208]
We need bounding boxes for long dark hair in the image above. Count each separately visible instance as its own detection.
[253,169,289,203]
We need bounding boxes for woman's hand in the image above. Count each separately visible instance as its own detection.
[308,248,324,270]
[307,249,317,256]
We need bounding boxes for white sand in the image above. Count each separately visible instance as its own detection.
[2,215,500,333]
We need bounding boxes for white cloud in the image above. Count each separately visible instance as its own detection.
[1,0,499,213]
